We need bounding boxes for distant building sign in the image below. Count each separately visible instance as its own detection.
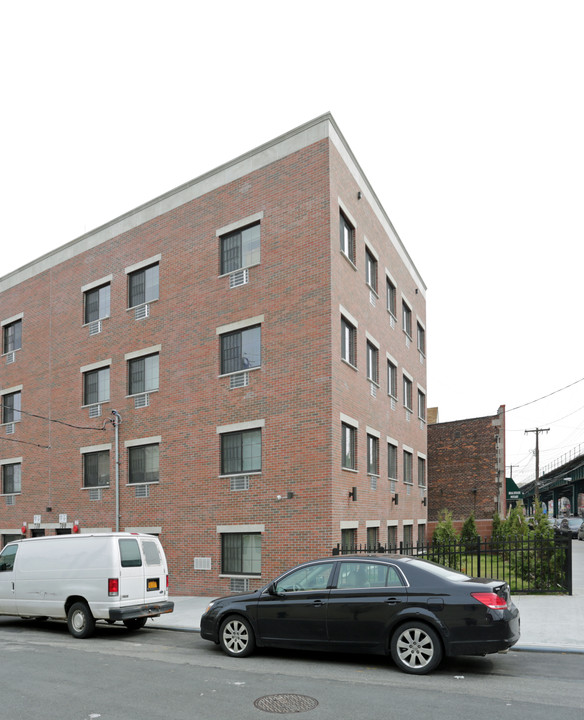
[506,477,522,502]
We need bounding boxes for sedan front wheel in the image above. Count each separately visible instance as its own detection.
[391,621,443,674]
[219,615,255,658]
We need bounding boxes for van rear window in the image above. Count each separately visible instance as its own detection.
[119,539,142,567]
[142,540,161,566]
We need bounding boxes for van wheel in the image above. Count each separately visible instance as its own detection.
[67,602,95,639]
[123,618,148,631]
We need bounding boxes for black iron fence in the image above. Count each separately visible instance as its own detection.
[332,535,573,595]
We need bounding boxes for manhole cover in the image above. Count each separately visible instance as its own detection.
[254,694,319,714]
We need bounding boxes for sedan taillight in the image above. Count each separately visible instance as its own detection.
[471,592,508,610]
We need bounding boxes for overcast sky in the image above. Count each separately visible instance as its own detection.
[2,1,583,487]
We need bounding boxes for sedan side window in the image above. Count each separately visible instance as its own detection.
[0,545,17,572]
[337,562,406,588]
[275,563,334,593]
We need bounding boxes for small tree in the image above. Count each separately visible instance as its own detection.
[430,509,460,569]
[502,502,528,539]
[460,512,480,552]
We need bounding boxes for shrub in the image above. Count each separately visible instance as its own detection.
[460,512,480,552]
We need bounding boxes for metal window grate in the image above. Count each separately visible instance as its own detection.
[230,578,250,592]
[229,268,249,289]
[370,382,377,398]
[405,409,411,422]
[230,475,250,491]
[5,351,15,364]
[5,495,15,506]
[134,303,150,320]
[194,557,212,570]
[389,315,396,330]
[89,488,102,501]
[405,335,411,348]
[419,351,425,365]
[5,423,15,435]
[390,398,397,411]
[390,480,396,493]
[230,372,249,390]
[369,290,376,307]
[134,393,150,409]
[135,484,149,498]
[370,475,378,490]
[88,320,102,336]
[88,404,102,418]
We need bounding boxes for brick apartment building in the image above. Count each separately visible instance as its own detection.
[427,406,506,538]
[0,114,427,595]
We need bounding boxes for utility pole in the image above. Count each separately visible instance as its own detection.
[525,427,549,500]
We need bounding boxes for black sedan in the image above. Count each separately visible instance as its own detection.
[200,555,520,675]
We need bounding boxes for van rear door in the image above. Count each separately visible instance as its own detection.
[0,544,18,614]
[118,538,146,605]
[139,537,168,600]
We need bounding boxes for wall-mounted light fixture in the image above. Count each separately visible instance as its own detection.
[276,491,295,501]
[348,486,357,502]
[391,494,399,505]
[421,497,427,507]
[357,191,362,200]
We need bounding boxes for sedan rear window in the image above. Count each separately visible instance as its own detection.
[405,558,470,581]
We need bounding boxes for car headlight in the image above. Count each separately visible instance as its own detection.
[203,600,217,615]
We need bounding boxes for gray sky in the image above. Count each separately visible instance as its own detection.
[2,1,583,487]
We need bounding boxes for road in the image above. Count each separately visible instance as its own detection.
[1,618,582,720]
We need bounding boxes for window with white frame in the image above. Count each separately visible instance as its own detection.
[221,531,261,575]
[83,449,110,488]
[220,222,261,275]
[221,428,262,475]
[365,247,378,293]
[341,421,357,470]
[402,300,412,338]
[84,283,111,324]
[417,321,426,356]
[339,210,355,264]
[387,359,398,399]
[367,434,379,476]
[128,442,159,484]
[3,318,22,354]
[341,316,357,367]
[1,461,21,494]
[366,341,379,384]
[387,442,398,480]
[128,262,159,308]
[128,352,159,395]
[386,277,397,318]
[220,325,261,374]
[83,366,110,406]
[403,450,413,485]
[2,390,21,424]
[403,374,413,411]
[418,456,426,488]
[418,389,426,421]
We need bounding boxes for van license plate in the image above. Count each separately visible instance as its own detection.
[147,578,159,591]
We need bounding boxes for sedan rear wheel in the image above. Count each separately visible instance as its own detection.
[391,621,443,674]
[219,615,255,658]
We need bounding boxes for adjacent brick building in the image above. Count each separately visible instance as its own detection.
[427,406,506,538]
[0,114,427,595]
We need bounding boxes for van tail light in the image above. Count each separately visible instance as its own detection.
[108,578,119,596]
[471,592,508,610]
[166,574,169,589]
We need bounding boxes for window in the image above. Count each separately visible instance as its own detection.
[341,317,356,366]
[366,341,378,384]
[275,562,334,592]
[402,300,412,338]
[387,443,397,480]
[367,434,379,476]
[220,325,261,374]
[418,389,426,421]
[2,463,21,494]
[220,223,260,275]
[403,524,413,548]
[339,211,355,264]
[128,263,159,308]
[2,391,21,424]
[3,319,22,354]
[387,525,397,550]
[84,284,111,324]
[366,528,379,552]
[83,450,110,488]
[221,429,261,475]
[365,248,377,293]
[0,544,17,572]
[417,322,425,356]
[119,539,142,567]
[403,375,413,411]
[418,456,426,488]
[418,524,426,545]
[129,443,159,484]
[386,278,396,318]
[341,423,356,470]
[221,532,261,575]
[83,367,110,405]
[341,528,355,554]
[403,450,413,485]
[129,353,159,395]
[387,360,398,399]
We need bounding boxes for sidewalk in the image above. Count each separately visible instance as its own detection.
[150,540,584,654]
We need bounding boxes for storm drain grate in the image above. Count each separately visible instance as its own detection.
[254,694,319,714]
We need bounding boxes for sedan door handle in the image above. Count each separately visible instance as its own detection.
[312,600,326,607]
[385,597,401,605]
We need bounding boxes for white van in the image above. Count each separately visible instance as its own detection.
[0,532,174,638]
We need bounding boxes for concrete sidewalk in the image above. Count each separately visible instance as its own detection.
[150,540,584,654]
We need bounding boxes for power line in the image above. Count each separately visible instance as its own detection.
[0,402,106,431]
[0,437,50,449]
[506,376,584,414]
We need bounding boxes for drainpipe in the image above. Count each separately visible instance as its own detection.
[111,410,122,532]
